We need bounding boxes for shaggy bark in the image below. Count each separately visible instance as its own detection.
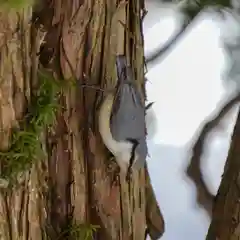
[0,1,164,239]
[206,109,240,240]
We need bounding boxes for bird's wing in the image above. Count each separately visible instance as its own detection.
[110,55,148,162]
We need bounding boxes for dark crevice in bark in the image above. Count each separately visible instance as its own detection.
[18,187,25,235]
[81,1,101,230]
[82,36,91,227]
[3,194,12,240]
[49,109,72,237]
[25,190,30,240]
[82,24,97,232]
[119,181,125,239]
[92,11,107,134]
[30,19,41,94]
[128,0,135,65]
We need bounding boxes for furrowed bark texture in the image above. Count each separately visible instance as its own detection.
[0,7,49,240]
[0,1,164,240]
[206,109,240,240]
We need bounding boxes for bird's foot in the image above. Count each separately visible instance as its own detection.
[107,160,120,186]
[125,167,132,183]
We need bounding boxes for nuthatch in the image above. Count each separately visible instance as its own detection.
[98,55,150,177]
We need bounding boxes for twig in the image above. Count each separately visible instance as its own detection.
[186,92,240,218]
[145,9,201,65]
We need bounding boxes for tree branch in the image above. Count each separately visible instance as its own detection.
[145,9,201,65]
[186,92,240,218]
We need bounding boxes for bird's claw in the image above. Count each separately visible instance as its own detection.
[107,160,120,185]
[125,167,132,183]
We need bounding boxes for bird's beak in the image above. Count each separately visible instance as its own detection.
[145,102,154,111]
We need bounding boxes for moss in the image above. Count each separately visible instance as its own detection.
[57,222,100,240]
[0,0,34,9]
[0,71,74,188]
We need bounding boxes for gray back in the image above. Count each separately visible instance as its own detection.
[110,55,148,166]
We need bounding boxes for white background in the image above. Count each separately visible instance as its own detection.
[144,1,240,239]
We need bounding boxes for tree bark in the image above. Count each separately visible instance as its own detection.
[0,1,164,239]
[206,109,240,240]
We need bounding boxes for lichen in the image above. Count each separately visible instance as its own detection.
[0,70,74,188]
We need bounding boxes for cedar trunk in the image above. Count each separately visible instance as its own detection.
[0,1,164,240]
[206,109,240,240]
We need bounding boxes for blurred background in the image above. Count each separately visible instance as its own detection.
[144,1,240,239]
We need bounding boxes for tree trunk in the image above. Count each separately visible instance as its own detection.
[0,1,164,239]
[206,109,240,240]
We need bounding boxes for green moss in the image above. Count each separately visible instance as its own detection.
[57,222,100,240]
[0,0,34,9]
[0,71,74,187]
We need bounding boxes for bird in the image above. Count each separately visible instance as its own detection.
[98,55,149,179]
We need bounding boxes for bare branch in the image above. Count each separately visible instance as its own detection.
[186,92,240,218]
[145,10,200,65]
